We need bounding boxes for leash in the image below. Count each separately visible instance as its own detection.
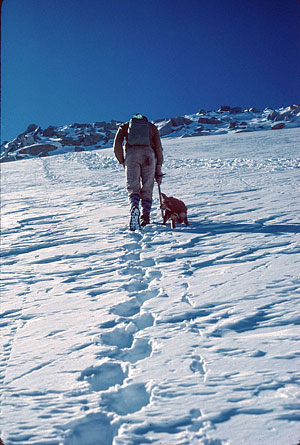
[157,182,164,218]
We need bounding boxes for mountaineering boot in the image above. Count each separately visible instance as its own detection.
[129,206,141,231]
[140,214,150,227]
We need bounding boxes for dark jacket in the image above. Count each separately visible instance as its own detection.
[113,121,163,166]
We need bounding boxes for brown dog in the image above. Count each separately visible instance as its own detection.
[161,193,189,229]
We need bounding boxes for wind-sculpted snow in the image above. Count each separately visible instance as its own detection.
[166,157,300,172]
[1,129,300,444]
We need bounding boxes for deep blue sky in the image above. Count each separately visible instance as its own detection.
[1,0,300,142]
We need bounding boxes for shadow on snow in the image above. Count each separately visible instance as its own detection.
[176,222,300,235]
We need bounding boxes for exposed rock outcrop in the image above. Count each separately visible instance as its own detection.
[43,126,56,137]
[219,106,231,112]
[1,104,299,162]
[25,123,39,133]
[171,117,193,126]
[272,123,285,130]
[230,107,243,114]
[18,144,58,156]
[198,117,223,125]
[267,111,280,121]
[158,120,173,137]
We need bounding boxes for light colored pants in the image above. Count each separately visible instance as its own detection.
[125,146,156,211]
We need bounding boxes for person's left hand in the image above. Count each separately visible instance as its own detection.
[155,165,164,184]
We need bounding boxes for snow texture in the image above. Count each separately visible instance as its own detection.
[1,128,300,445]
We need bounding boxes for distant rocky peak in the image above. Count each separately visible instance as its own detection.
[1,104,299,163]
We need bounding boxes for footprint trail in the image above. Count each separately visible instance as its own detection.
[1,131,300,445]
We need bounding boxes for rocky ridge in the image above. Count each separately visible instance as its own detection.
[1,104,300,162]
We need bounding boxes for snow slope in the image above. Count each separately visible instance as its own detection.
[1,128,300,445]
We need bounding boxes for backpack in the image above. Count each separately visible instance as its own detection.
[127,115,150,146]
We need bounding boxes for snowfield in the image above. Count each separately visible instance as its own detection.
[1,128,300,445]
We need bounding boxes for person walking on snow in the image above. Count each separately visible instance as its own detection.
[113,114,164,230]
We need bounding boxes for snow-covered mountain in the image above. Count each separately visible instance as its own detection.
[1,127,300,445]
[1,104,300,163]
